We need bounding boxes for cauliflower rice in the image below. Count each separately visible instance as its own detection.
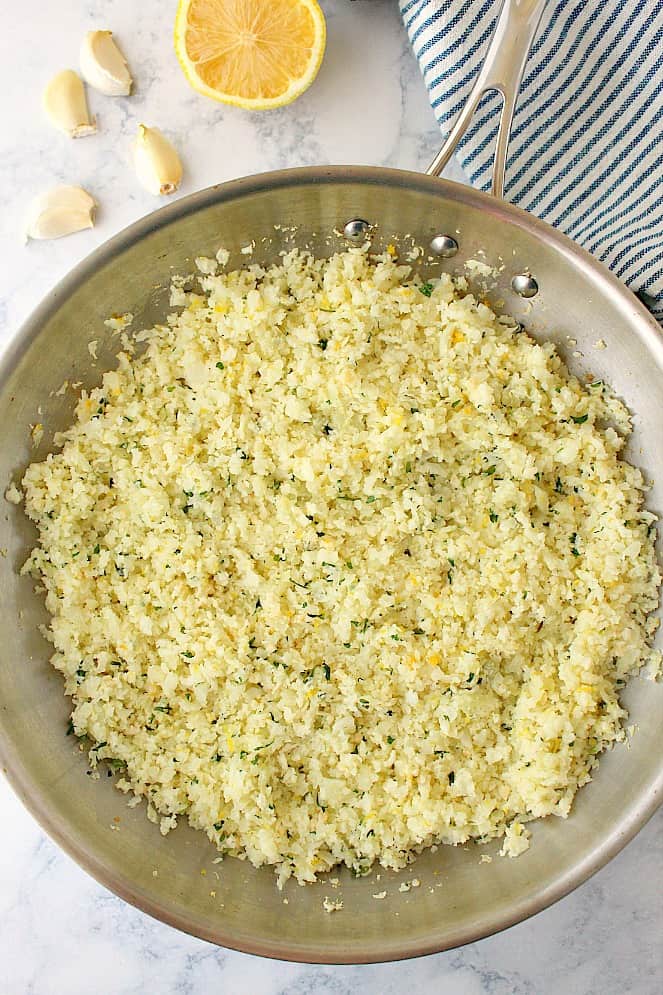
[18,247,661,884]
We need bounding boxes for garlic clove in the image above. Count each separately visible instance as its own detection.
[25,186,96,241]
[43,69,97,138]
[80,30,132,96]
[132,124,183,196]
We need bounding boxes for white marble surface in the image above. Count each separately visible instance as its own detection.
[0,2,661,993]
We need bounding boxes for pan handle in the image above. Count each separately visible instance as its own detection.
[426,0,547,199]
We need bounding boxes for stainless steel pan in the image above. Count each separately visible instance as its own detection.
[1,0,661,963]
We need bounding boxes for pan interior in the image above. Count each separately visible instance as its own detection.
[1,168,661,963]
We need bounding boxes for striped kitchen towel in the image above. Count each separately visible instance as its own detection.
[400,0,663,318]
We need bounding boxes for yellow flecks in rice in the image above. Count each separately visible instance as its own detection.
[17,248,661,887]
[30,422,44,447]
[104,312,134,334]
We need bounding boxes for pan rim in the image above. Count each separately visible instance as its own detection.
[1,164,662,963]
[2,164,661,385]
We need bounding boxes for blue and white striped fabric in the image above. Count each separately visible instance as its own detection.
[400,0,663,319]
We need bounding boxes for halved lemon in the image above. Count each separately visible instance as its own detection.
[174,0,326,111]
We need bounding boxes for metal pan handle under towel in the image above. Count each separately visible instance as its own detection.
[427,0,548,198]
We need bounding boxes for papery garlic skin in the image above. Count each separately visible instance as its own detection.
[80,30,132,96]
[133,125,183,196]
[43,70,97,138]
[25,186,96,241]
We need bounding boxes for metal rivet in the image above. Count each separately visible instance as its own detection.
[430,234,459,257]
[343,218,370,241]
[511,274,539,298]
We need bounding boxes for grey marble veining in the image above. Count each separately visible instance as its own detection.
[0,2,661,993]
